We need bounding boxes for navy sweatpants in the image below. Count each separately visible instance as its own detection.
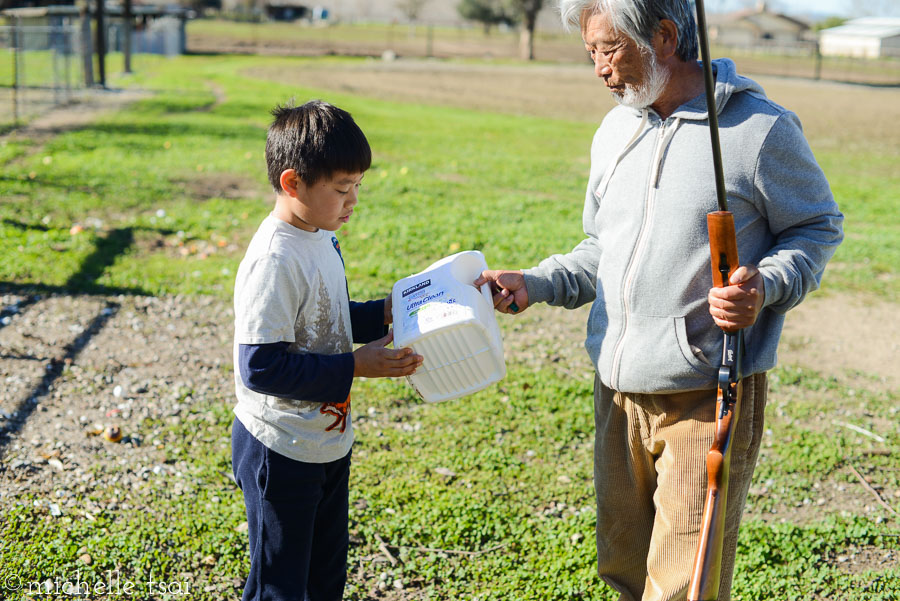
[232,417,351,601]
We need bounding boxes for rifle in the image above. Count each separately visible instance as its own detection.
[688,1,746,599]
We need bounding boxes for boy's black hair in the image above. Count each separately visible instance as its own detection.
[265,100,372,192]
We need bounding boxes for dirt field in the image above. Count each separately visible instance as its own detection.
[185,20,900,86]
[186,24,587,64]
[243,58,900,154]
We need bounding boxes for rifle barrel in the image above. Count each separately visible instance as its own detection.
[695,0,728,214]
[689,2,746,600]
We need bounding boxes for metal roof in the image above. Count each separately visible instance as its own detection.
[708,8,809,29]
[820,17,900,39]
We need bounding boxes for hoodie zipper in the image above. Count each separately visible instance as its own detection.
[610,118,675,390]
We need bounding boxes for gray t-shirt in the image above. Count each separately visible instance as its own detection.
[233,214,353,463]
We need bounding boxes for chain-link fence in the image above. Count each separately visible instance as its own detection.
[715,40,900,87]
[1,22,85,130]
[186,19,900,86]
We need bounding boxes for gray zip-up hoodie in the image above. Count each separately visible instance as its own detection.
[523,59,843,393]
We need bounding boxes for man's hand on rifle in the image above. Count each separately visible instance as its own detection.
[707,265,765,331]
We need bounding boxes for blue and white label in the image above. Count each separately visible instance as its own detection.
[402,279,431,298]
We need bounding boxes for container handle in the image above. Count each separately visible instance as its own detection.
[479,282,494,310]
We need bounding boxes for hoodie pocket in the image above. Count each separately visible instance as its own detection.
[674,316,719,378]
[607,312,719,392]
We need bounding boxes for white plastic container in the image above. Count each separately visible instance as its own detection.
[391,250,506,403]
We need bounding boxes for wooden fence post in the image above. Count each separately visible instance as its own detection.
[81,7,94,87]
[11,16,20,125]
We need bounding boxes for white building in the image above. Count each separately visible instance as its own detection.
[819,17,900,59]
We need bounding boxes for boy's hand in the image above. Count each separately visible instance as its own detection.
[353,330,422,378]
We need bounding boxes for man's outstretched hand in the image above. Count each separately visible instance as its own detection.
[353,330,423,378]
[707,265,765,332]
[474,270,530,315]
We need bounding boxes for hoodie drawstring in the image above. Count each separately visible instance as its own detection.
[650,117,681,188]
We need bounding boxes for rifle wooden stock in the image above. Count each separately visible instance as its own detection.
[707,212,739,290]
[688,211,742,601]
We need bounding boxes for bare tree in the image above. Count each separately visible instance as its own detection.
[457,0,515,34]
[396,0,429,23]
[509,0,544,61]
[457,0,544,58]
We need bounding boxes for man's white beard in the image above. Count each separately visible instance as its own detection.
[611,51,670,109]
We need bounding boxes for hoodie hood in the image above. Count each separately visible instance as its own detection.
[671,58,767,120]
[594,59,763,208]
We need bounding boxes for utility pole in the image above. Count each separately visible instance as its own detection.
[123,0,133,73]
[813,40,822,81]
[81,6,94,86]
[11,15,20,125]
[95,0,106,87]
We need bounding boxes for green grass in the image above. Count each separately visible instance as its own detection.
[2,362,896,600]
[815,151,900,297]
[748,366,899,516]
[0,54,593,299]
[735,517,900,601]
[1,54,898,600]
[2,55,894,300]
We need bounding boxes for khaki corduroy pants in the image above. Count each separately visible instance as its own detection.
[592,372,767,601]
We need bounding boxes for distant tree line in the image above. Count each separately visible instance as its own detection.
[456,0,545,60]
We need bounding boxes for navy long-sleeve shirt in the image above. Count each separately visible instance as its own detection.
[238,299,388,404]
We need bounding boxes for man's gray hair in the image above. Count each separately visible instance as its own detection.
[558,0,699,61]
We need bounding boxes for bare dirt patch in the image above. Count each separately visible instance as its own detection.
[0,293,232,506]
[243,58,900,154]
[780,292,899,391]
[174,172,268,202]
[1,88,150,155]
[188,28,585,64]
[499,292,898,393]
[826,544,900,575]
[0,291,242,595]
[745,461,899,525]
[244,59,617,123]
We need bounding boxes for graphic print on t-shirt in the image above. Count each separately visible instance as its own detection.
[321,393,351,433]
[273,276,352,418]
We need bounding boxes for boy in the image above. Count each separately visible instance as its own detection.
[231,100,422,601]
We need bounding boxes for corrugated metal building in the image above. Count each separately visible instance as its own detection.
[819,17,900,59]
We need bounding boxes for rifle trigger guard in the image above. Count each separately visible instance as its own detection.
[717,365,734,419]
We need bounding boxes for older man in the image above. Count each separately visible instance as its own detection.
[476,1,843,599]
